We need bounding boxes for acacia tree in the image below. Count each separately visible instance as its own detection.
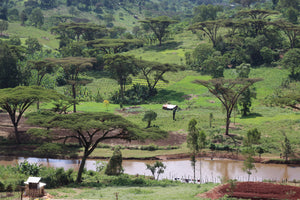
[268,82,300,110]
[28,60,57,109]
[271,20,300,49]
[46,57,96,112]
[104,54,137,108]
[85,38,143,54]
[0,86,63,144]
[139,16,177,46]
[26,111,167,183]
[142,110,157,128]
[189,20,224,48]
[135,60,184,96]
[146,161,166,180]
[194,78,262,135]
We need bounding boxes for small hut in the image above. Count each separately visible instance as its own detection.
[24,177,46,198]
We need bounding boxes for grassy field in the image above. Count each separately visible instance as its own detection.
[0,183,215,200]
[46,183,215,200]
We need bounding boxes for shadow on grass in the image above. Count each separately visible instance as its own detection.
[144,41,183,52]
[150,89,186,103]
[240,113,263,119]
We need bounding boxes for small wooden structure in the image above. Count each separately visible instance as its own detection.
[24,177,46,198]
[162,104,178,120]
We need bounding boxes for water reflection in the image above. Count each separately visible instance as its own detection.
[1,156,300,183]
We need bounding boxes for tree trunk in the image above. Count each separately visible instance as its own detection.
[76,155,87,183]
[72,84,76,113]
[120,84,124,109]
[14,124,20,144]
[225,113,231,135]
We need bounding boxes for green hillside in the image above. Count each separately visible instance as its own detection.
[0,0,300,198]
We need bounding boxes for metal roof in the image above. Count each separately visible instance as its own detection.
[24,177,41,184]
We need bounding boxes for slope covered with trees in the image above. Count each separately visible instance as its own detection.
[0,0,300,197]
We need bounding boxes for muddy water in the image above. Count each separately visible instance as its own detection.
[1,156,299,183]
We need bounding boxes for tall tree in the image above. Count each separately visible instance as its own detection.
[194,78,262,135]
[281,132,292,162]
[236,63,257,116]
[104,54,137,108]
[189,20,224,48]
[28,60,57,109]
[139,16,177,46]
[0,41,19,89]
[26,111,167,182]
[46,57,96,112]
[135,59,184,96]
[0,86,63,144]
[187,119,204,183]
[28,8,44,28]
[271,20,300,49]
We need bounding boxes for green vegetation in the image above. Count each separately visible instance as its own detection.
[1,0,300,198]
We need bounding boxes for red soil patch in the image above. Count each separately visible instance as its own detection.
[198,182,300,200]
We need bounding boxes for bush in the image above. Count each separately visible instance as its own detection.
[0,181,5,192]
[43,168,74,188]
[110,84,152,105]
[105,147,123,176]
[17,160,41,176]
[140,144,159,151]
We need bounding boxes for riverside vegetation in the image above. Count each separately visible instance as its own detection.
[0,0,300,199]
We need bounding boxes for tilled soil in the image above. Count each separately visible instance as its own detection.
[198,182,300,200]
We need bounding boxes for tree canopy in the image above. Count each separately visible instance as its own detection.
[194,78,262,135]
[45,57,96,112]
[140,16,177,46]
[0,86,64,144]
[26,111,167,182]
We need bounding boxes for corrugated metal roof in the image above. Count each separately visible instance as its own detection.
[24,177,41,184]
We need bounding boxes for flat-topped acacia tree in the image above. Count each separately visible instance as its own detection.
[26,111,167,183]
[140,16,177,46]
[135,59,184,96]
[46,57,96,112]
[0,86,64,144]
[194,78,262,135]
[85,38,143,54]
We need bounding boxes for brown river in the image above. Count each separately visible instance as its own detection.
[1,156,300,183]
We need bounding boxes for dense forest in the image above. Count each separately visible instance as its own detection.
[0,0,300,198]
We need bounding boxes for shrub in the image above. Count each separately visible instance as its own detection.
[105,147,123,176]
[0,181,5,192]
[17,160,41,176]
